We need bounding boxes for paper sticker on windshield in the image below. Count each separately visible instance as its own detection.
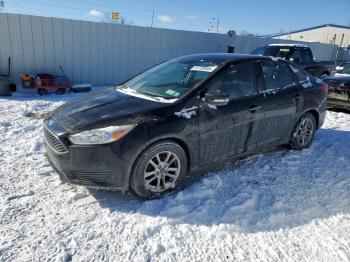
[190,65,217,72]
[165,89,180,97]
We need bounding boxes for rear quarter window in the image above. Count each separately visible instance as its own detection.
[260,60,298,91]
[289,64,314,88]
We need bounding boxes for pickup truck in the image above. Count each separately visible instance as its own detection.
[251,44,335,78]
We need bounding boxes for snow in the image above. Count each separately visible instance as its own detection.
[334,73,350,77]
[72,84,92,88]
[1,88,350,261]
[117,86,177,104]
[268,43,309,48]
[174,107,198,119]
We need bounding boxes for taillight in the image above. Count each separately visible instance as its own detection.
[320,83,328,95]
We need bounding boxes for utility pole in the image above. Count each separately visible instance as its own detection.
[151,9,154,27]
[336,33,345,62]
[208,17,215,32]
[216,17,220,32]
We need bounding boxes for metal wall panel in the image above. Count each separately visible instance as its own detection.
[41,17,56,74]
[0,13,338,88]
[30,15,46,73]
[0,13,11,75]
[81,21,91,84]
[19,15,36,73]
[7,13,25,80]
[72,20,82,83]
[62,19,74,81]
[52,18,65,77]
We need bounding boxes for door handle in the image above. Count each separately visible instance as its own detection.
[249,105,262,113]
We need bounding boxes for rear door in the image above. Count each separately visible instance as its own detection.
[254,60,302,145]
[198,61,263,162]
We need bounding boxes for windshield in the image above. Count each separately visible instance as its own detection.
[251,47,291,59]
[118,59,219,101]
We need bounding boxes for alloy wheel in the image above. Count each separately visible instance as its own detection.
[295,117,314,146]
[143,151,181,193]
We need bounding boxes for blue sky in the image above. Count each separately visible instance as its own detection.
[3,0,350,35]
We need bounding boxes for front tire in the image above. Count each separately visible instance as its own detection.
[290,113,316,150]
[130,141,187,199]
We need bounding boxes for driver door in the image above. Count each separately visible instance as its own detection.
[198,61,263,163]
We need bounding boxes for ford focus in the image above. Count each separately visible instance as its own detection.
[44,54,327,199]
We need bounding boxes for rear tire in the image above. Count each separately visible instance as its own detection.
[290,112,316,150]
[130,141,187,199]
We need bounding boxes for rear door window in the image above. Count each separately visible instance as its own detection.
[260,60,298,91]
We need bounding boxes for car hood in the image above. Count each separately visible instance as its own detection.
[324,73,350,83]
[51,88,169,133]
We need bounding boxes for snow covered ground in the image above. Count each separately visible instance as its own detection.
[0,89,350,262]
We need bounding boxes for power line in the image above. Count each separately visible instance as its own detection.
[8,0,222,33]
[56,0,218,22]
[16,1,209,27]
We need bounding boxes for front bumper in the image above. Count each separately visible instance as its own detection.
[44,118,147,191]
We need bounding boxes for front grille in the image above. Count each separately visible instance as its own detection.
[44,126,68,154]
[74,171,109,184]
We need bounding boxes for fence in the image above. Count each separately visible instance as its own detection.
[0,13,338,87]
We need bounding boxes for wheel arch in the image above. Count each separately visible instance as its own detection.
[307,109,320,129]
[144,137,191,171]
[288,108,320,142]
[127,136,192,187]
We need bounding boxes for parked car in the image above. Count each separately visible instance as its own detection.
[251,44,335,78]
[323,68,350,110]
[44,53,327,199]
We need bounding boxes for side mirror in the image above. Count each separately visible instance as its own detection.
[205,90,229,106]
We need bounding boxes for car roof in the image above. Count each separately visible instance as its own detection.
[175,53,269,64]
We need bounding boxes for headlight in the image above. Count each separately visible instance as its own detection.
[68,124,136,145]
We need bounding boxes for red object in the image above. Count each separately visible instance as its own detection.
[34,74,71,89]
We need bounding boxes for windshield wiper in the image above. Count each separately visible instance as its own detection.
[118,86,173,102]
[138,91,170,101]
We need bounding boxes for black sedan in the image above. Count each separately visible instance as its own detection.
[323,68,350,111]
[44,54,327,199]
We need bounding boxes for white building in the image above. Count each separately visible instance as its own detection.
[272,24,350,48]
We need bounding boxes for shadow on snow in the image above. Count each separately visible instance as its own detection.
[89,128,350,233]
